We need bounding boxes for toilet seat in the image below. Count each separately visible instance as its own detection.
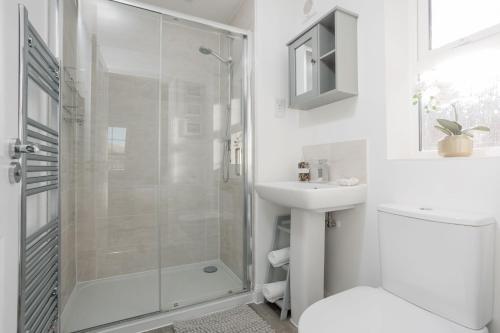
[299,286,488,333]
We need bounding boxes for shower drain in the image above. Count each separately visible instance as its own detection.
[203,266,218,273]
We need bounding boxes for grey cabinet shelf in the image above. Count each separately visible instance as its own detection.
[288,7,358,110]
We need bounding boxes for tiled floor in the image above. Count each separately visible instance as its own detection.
[145,303,298,333]
[250,303,298,333]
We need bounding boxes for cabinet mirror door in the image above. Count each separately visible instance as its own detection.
[290,26,318,108]
[295,39,314,96]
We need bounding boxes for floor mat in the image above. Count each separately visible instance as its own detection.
[173,305,275,333]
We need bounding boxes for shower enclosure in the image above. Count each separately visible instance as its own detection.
[60,0,252,331]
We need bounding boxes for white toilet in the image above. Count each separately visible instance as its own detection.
[299,204,496,333]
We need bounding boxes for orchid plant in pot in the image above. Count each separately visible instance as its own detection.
[413,78,490,157]
[432,106,489,157]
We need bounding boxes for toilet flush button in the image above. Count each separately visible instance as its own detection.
[419,207,433,211]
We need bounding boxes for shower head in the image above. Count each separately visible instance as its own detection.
[199,46,212,55]
[198,46,232,65]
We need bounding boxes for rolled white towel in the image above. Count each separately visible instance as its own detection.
[267,247,290,268]
[262,281,286,303]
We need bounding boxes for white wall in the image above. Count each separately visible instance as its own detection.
[253,0,500,330]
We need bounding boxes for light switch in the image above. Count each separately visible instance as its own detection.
[275,98,286,118]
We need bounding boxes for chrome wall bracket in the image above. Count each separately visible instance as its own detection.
[9,138,40,159]
[9,162,22,184]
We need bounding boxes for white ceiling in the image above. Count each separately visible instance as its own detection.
[135,0,246,24]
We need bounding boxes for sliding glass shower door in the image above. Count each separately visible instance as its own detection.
[65,1,162,331]
[159,17,247,311]
[62,0,249,331]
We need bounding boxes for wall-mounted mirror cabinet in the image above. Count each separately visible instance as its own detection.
[288,7,358,110]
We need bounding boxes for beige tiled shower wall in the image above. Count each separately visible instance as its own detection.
[60,0,77,309]
[159,21,222,268]
[76,69,160,281]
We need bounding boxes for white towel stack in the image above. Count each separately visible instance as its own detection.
[262,280,286,303]
[267,247,290,268]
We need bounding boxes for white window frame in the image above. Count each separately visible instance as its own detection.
[417,0,500,70]
[414,0,500,154]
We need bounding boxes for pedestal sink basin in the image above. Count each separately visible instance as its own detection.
[255,181,366,212]
[255,181,367,325]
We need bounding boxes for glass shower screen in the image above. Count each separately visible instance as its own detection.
[63,0,248,331]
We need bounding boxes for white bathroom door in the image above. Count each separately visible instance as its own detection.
[0,1,22,332]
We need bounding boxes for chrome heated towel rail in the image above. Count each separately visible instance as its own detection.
[13,5,61,333]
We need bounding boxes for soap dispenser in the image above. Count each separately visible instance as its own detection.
[311,159,329,183]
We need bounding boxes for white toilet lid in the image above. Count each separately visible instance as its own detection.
[299,287,487,333]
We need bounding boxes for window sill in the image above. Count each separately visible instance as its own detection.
[389,147,500,161]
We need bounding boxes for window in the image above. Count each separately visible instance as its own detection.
[430,0,500,49]
[416,0,500,151]
[107,127,127,154]
[107,127,127,170]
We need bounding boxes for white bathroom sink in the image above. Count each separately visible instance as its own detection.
[256,181,367,323]
[255,181,367,212]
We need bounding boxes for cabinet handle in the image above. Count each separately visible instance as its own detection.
[311,59,317,64]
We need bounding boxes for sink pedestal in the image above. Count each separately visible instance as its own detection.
[255,181,367,325]
[290,208,326,325]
